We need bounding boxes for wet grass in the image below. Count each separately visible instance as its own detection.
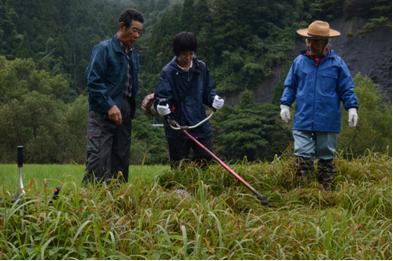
[0,152,391,259]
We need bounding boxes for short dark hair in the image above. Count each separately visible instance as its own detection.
[119,9,144,28]
[173,32,197,56]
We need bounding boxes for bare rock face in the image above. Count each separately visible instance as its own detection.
[330,17,392,102]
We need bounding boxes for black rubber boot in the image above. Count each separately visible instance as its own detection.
[318,159,335,190]
[296,157,314,177]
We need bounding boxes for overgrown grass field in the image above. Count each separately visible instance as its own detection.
[0,153,391,259]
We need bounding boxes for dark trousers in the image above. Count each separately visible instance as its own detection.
[167,136,212,168]
[83,96,132,184]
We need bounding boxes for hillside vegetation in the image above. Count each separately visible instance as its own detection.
[0,152,391,259]
[0,0,391,163]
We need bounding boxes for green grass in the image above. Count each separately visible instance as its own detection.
[0,153,391,259]
[0,164,168,192]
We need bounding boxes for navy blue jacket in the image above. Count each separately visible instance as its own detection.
[86,35,140,117]
[280,49,358,133]
[155,57,217,138]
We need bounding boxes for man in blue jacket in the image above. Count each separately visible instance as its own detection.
[280,20,359,190]
[83,9,144,184]
[154,32,224,168]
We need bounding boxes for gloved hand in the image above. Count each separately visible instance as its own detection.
[212,95,224,110]
[280,104,291,123]
[156,103,171,117]
[348,108,358,128]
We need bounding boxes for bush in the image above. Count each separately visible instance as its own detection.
[338,74,391,157]
[212,91,291,161]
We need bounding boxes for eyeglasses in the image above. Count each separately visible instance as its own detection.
[130,27,143,35]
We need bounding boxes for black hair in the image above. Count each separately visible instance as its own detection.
[119,9,144,28]
[173,32,197,56]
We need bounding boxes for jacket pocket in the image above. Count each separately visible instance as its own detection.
[86,111,104,153]
[87,130,101,154]
[319,71,338,95]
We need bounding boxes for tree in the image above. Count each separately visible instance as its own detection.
[130,112,168,164]
[0,57,71,162]
[62,95,88,163]
[338,74,392,156]
[212,92,291,161]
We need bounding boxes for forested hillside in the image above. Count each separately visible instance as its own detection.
[0,0,391,163]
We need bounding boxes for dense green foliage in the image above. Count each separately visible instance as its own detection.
[0,153,391,259]
[0,0,175,93]
[0,57,82,163]
[212,90,291,161]
[0,0,391,163]
[338,74,392,156]
[143,0,307,94]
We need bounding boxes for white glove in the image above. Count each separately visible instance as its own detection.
[212,95,224,110]
[280,104,291,123]
[348,108,358,128]
[156,103,171,116]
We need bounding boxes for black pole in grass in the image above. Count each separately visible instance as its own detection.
[167,118,269,206]
[13,145,25,202]
[14,145,62,203]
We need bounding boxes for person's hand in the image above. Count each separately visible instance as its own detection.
[157,103,171,117]
[280,104,291,123]
[108,105,122,125]
[348,108,358,128]
[212,95,224,110]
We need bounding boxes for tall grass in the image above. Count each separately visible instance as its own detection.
[0,152,391,259]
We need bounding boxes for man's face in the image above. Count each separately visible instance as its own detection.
[307,38,328,56]
[176,51,194,68]
[119,20,143,47]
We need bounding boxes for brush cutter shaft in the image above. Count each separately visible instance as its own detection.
[166,116,268,205]
[180,128,267,203]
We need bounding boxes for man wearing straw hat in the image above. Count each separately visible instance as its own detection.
[279,20,359,190]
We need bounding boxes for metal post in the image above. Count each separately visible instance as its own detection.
[17,146,25,195]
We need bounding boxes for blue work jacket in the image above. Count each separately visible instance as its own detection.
[86,35,140,116]
[155,57,217,138]
[280,49,358,133]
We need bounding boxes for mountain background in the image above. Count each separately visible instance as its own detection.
[0,0,391,163]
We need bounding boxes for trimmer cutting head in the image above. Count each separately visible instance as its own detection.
[257,193,269,205]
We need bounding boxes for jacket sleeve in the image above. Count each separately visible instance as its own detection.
[154,70,173,108]
[86,45,115,112]
[280,62,297,106]
[202,64,217,107]
[337,58,359,110]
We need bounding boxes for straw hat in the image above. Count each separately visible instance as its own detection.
[297,20,340,38]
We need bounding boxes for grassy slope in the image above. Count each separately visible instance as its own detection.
[0,153,391,259]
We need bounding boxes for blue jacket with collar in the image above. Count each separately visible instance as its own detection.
[86,35,140,117]
[280,49,358,133]
[154,57,217,138]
